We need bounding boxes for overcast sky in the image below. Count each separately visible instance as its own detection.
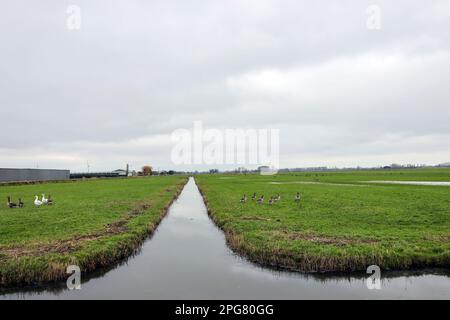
[1,1,450,172]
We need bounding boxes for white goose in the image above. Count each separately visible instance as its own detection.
[34,195,43,207]
[41,194,48,205]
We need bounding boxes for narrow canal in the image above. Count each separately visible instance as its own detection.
[2,177,450,299]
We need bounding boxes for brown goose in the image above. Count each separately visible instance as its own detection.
[257,195,264,205]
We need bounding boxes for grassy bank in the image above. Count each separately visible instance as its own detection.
[0,176,187,286]
[195,169,450,272]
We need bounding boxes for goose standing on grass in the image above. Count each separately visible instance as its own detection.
[251,193,256,201]
[47,195,53,205]
[272,193,280,202]
[257,195,264,205]
[6,197,17,209]
[34,196,43,208]
[240,195,247,204]
[18,198,24,208]
[295,192,301,203]
[41,194,48,205]
[269,197,274,206]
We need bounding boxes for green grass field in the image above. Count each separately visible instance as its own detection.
[195,169,450,272]
[0,176,186,286]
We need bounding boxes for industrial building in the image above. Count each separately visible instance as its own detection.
[0,168,70,183]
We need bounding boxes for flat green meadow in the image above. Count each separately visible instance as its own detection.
[1,169,449,285]
[195,169,450,272]
[0,176,186,286]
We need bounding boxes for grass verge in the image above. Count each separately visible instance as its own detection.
[0,176,187,286]
[195,169,450,273]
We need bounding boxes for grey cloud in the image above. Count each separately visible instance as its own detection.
[1,0,450,170]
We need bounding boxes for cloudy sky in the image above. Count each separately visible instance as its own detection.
[1,1,450,172]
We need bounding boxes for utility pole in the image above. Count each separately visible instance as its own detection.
[87,161,90,173]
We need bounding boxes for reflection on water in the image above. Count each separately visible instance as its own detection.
[1,178,449,300]
[367,181,450,186]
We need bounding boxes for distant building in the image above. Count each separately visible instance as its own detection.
[70,171,120,179]
[258,166,270,172]
[70,167,135,179]
[112,169,129,177]
[0,168,70,183]
[438,162,450,168]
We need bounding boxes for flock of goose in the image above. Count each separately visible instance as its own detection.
[240,192,301,205]
[6,194,54,209]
